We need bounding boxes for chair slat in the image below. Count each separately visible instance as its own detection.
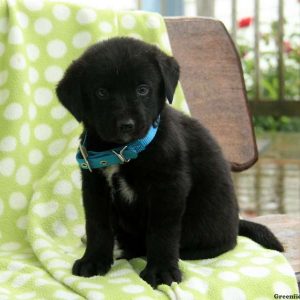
[165,17,258,171]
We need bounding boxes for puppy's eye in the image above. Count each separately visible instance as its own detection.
[96,88,109,98]
[136,85,150,96]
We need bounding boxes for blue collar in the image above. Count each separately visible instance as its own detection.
[76,117,160,171]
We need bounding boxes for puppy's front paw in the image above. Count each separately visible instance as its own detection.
[140,264,182,288]
[72,257,112,277]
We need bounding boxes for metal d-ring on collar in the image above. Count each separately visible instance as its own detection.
[111,145,131,164]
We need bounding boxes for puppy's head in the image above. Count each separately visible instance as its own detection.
[56,37,179,144]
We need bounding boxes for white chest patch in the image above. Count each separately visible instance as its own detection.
[101,166,136,204]
[102,165,119,188]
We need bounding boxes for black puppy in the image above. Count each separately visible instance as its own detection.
[56,37,283,288]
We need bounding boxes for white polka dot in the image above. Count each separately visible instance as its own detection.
[7,0,16,6]
[16,216,28,230]
[72,31,92,48]
[87,291,105,300]
[34,124,52,141]
[109,268,133,277]
[28,67,39,83]
[40,250,59,260]
[52,221,68,237]
[71,169,81,188]
[239,266,270,277]
[0,198,3,215]
[0,70,8,86]
[51,105,67,119]
[108,278,131,284]
[174,288,194,300]
[32,201,59,218]
[34,18,52,35]
[72,224,85,237]
[23,83,31,95]
[234,252,251,258]
[54,291,80,300]
[16,166,31,185]
[273,281,292,295]
[78,282,103,289]
[0,242,21,251]
[65,204,78,220]
[128,33,143,40]
[47,259,71,269]
[244,243,261,250]
[27,106,37,124]
[0,89,9,104]
[48,139,67,156]
[9,192,27,210]
[26,44,40,61]
[146,15,161,28]
[251,257,273,265]
[13,253,33,260]
[99,21,113,33]
[53,4,70,21]
[54,180,73,195]
[15,292,36,299]
[0,136,17,152]
[4,103,23,120]
[215,260,237,267]
[45,65,63,82]
[188,266,213,277]
[0,17,8,33]
[16,12,28,28]
[62,119,79,135]
[122,285,145,294]
[20,123,30,145]
[0,157,15,176]
[161,32,171,50]
[8,26,23,44]
[218,271,240,282]
[34,87,53,106]
[63,276,79,285]
[262,251,280,258]
[185,277,208,294]
[63,153,76,166]
[23,0,43,11]
[68,136,80,149]
[47,170,60,182]
[0,42,5,56]
[276,264,295,276]
[35,278,53,286]
[32,192,41,202]
[121,15,136,29]
[76,8,97,24]
[7,261,25,271]
[10,53,26,70]
[47,39,67,58]
[222,287,246,300]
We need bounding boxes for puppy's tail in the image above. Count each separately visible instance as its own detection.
[239,219,284,252]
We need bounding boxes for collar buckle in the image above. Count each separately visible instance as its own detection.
[79,143,93,172]
[112,146,131,164]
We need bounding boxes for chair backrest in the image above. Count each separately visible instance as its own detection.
[165,17,258,172]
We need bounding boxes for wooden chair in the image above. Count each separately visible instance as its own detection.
[165,17,300,287]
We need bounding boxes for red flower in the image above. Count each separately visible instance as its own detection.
[283,41,292,53]
[238,17,253,28]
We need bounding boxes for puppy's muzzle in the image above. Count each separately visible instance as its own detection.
[118,119,135,134]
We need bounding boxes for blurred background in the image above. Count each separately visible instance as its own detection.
[64,0,300,217]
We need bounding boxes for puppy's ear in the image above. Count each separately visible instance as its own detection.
[156,52,180,104]
[56,60,85,122]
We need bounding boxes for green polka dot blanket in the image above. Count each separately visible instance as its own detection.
[0,0,298,299]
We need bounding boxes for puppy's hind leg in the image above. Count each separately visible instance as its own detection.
[180,241,237,260]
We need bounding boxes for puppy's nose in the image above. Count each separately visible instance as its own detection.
[118,119,135,134]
